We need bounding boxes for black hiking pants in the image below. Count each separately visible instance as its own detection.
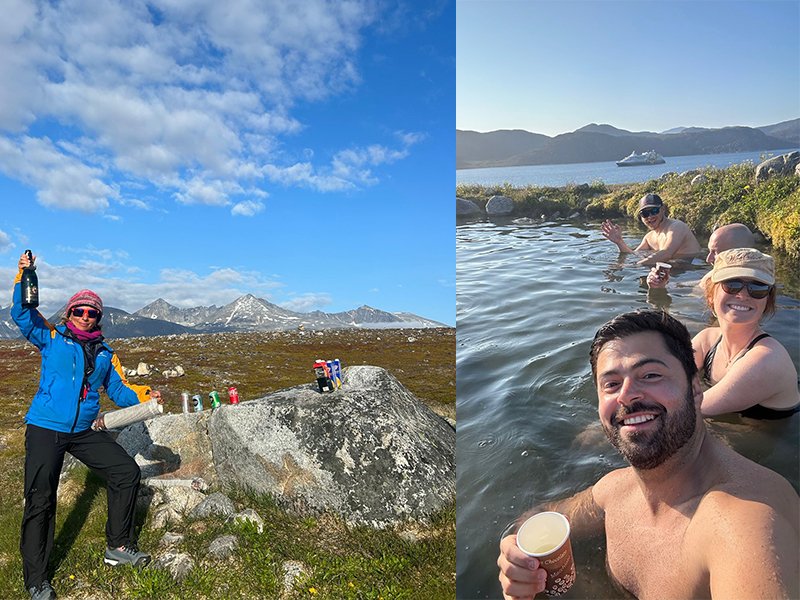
[20,424,141,589]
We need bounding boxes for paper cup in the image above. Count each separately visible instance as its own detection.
[516,512,576,597]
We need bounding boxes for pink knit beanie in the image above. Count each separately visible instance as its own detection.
[66,290,103,319]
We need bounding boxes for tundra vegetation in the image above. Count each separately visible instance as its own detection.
[0,327,455,599]
[457,162,800,263]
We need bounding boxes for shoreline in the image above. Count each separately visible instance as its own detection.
[457,160,800,259]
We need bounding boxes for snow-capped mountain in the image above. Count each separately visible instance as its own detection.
[0,296,448,340]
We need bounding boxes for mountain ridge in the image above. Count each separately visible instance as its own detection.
[456,119,800,169]
[0,296,449,340]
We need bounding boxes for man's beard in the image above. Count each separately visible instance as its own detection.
[601,388,696,470]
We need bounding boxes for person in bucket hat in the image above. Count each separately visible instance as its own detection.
[692,248,799,418]
[11,252,163,600]
[600,193,701,265]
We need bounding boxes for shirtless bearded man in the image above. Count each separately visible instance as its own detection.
[497,310,798,599]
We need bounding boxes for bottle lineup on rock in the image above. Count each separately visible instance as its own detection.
[184,388,240,413]
[21,249,39,309]
[314,358,342,393]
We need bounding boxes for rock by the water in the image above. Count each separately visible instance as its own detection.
[681,169,701,178]
[756,151,800,183]
[660,172,677,180]
[691,174,708,186]
[457,197,481,216]
[485,195,515,216]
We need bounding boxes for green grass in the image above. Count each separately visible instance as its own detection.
[457,163,800,259]
[0,328,455,599]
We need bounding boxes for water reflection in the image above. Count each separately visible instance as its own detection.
[456,218,800,599]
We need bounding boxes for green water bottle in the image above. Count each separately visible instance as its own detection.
[21,250,39,308]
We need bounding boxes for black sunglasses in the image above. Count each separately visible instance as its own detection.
[720,279,772,299]
[72,308,100,318]
[639,207,661,218]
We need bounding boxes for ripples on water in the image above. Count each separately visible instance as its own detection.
[456,218,800,599]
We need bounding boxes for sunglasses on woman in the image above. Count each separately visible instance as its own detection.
[720,279,772,299]
[72,308,100,318]
[638,207,661,218]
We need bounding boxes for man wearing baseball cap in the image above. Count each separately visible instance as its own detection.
[601,193,701,265]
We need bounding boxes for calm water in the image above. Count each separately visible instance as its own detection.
[455,218,800,600]
[455,149,799,188]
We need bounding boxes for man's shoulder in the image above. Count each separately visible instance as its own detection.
[697,458,799,527]
[593,467,635,506]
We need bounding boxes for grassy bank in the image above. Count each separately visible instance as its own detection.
[0,328,455,599]
[457,162,800,258]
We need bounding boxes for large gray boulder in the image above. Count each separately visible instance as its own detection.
[486,195,515,216]
[209,366,455,527]
[755,151,800,183]
[116,366,454,528]
[116,410,216,483]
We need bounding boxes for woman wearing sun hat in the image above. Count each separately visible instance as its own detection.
[693,248,800,418]
[11,252,162,600]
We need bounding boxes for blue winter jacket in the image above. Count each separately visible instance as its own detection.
[11,270,151,433]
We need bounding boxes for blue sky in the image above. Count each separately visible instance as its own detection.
[0,0,454,326]
[457,0,799,136]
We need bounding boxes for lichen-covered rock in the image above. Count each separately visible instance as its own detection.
[756,151,800,183]
[457,197,481,216]
[486,195,515,216]
[116,411,215,483]
[152,552,194,581]
[282,561,307,594]
[190,492,236,519]
[208,534,239,559]
[209,366,455,528]
[226,508,265,533]
[163,487,205,514]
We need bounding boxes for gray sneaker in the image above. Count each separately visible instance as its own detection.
[103,543,151,567]
[29,581,57,600]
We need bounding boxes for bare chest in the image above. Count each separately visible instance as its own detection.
[606,510,709,599]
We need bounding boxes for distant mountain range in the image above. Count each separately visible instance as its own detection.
[0,296,449,340]
[456,119,800,169]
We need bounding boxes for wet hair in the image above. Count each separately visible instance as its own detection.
[589,310,696,385]
[702,277,777,321]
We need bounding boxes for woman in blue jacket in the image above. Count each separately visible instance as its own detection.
[13,252,162,600]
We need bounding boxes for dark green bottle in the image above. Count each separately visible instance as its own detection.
[21,249,39,308]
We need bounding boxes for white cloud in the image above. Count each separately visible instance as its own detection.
[0,228,13,252]
[231,200,265,217]
[0,0,420,213]
[0,136,114,212]
[10,259,286,315]
[279,293,333,312]
[396,130,427,146]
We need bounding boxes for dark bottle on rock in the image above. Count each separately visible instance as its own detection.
[21,249,39,308]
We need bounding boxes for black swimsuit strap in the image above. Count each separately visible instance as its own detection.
[702,335,723,385]
[702,333,772,386]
